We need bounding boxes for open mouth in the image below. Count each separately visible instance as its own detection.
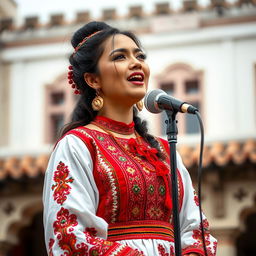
[127,72,144,85]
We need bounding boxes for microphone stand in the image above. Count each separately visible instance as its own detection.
[165,110,182,256]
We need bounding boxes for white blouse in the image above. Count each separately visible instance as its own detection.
[43,134,217,256]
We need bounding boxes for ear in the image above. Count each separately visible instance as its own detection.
[84,73,101,90]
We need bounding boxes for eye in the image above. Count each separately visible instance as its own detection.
[112,54,126,61]
[136,53,147,61]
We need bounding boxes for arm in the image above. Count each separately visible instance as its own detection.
[43,135,142,255]
[176,152,217,256]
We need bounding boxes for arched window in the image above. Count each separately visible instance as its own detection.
[156,63,204,135]
[236,211,256,256]
[45,74,76,144]
[8,211,47,256]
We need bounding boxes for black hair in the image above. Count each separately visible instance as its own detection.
[61,21,162,156]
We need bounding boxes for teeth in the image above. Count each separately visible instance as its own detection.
[128,74,143,81]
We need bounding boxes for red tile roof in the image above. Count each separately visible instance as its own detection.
[0,139,255,180]
[0,155,49,180]
[178,139,256,168]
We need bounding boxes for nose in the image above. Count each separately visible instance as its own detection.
[129,57,142,70]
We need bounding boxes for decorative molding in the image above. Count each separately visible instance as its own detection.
[155,2,171,15]
[129,5,143,19]
[76,11,90,24]
[24,16,39,30]
[0,18,13,32]
[102,8,117,21]
[49,14,65,27]
[1,1,255,33]
[2,202,15,215]
[183,0,199,12]
[234,188,248,202]
[236,0,256,7]
[206,171,226,218]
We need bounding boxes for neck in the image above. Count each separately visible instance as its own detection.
[98,104,134,124]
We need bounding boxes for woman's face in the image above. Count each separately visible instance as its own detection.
[96,34,150,109]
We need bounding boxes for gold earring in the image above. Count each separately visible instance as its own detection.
[92,93,104,111]
[136,101,143,111]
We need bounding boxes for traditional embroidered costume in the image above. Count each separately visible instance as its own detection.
[43,116,217,256]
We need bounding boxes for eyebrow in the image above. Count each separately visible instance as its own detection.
[109,47,143,56]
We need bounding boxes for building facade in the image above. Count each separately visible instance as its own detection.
[0,0,256,255]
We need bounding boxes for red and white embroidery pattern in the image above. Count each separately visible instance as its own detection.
[157,244,174,256]
[49,160,141,255]
[48,238,54,256]
[51,161,74,205]
[51,207,127,256]
[189,219,217,256]
[75,128,120,223]
[194,190,199,206]
[53,207,88,255]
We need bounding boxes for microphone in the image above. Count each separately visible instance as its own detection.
[144,89,198,114]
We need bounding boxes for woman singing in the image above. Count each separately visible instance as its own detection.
[43,21,217,256]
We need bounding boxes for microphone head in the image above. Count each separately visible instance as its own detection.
[144,89,167,113]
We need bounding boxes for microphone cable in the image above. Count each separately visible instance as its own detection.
[195,111,208,256]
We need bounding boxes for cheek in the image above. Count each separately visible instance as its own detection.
[98,66,117,87]
[103,63,122,81]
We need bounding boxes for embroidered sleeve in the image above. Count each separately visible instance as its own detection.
[43,135,142,256]
[176,152,217,256]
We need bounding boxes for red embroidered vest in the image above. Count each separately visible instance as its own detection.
[68,127,184,242]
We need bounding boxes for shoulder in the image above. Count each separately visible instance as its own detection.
[53,133,89,156]
[46,133,95,183]
[54,127,96,158]
[66,126,94,142]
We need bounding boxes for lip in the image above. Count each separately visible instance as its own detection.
[127,72,145,86]
[127,72,145,80]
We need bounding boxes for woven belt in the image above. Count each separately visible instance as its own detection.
[108,220,174,242]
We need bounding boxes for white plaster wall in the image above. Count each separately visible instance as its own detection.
[217,244,236,256]
[211,181,256,228]
[140,22,256,141]
[1,22,256,151]
[3,42,71,151]
[234,38,256,135]
[9,58,67,149]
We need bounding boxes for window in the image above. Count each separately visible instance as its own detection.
[156,63,203,135]
[51,92,64,105]
[236,211,256,256]
[185,80,199,94]
[45,74,77,144]
[50,114,64,141]
[185,101,200,134]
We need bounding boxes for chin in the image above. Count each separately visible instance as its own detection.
[123,86,147,104]
[139,89,147,99]
[133,86,147,98]
[131,92,146,103]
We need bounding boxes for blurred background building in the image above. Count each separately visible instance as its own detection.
[0,0,256,255]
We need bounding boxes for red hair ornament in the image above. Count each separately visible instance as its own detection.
[67,30,102,95]
[67,65,81,95]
